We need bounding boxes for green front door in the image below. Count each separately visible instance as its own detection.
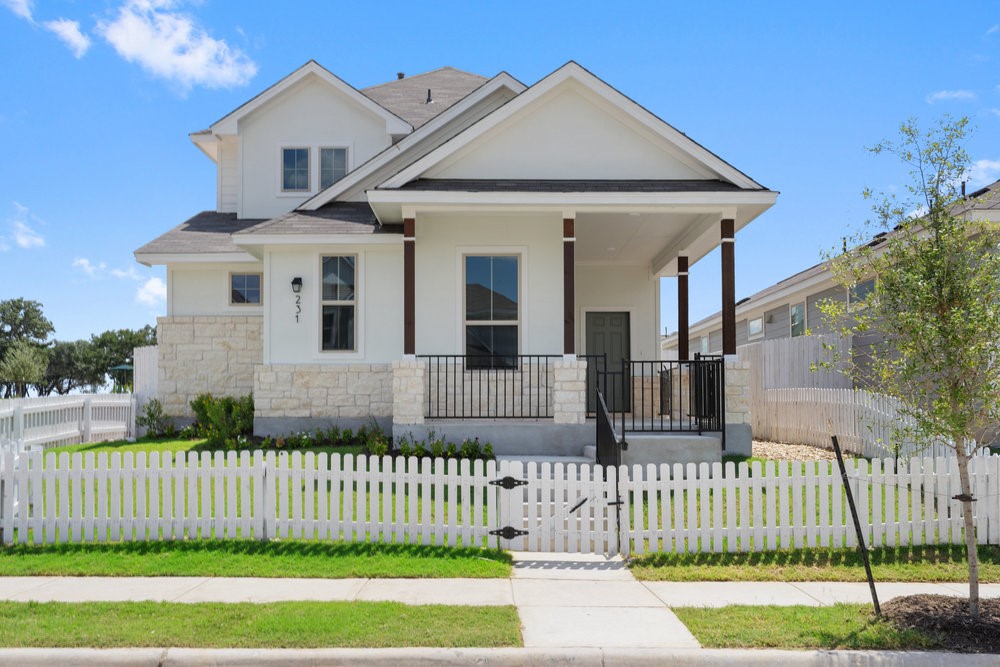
[585,311,630,413]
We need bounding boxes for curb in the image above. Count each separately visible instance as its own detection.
[0,648,993,666]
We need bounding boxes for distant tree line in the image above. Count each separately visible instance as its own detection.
[0,298,156,398]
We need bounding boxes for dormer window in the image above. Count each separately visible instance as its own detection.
[320,147,348,189]
[282,148,310,191]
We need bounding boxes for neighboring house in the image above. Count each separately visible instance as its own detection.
[661,180,1000,366]
[135,60,777,462]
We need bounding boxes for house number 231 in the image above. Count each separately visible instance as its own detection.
[295,295,301,323]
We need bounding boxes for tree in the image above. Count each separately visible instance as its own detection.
[0,298,54,398]
[0,340,48,398]
[823,116,1000,618]
[34,340,104,396]
[88,325,157,389]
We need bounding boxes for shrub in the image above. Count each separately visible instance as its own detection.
[135,398,175,438]
[189,393,254,449]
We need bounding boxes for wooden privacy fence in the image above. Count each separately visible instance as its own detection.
[754,387,951,458]
[1,452,996,555]
[0,395,135,452]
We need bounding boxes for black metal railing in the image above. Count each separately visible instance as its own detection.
[595,388,622,467]
[592,356,725,437]
[419,354,559,419]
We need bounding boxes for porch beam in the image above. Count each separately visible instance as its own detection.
[721,218,736,356]
[677,255,689,361]
[403,217,415,355]
[563,218,575,355]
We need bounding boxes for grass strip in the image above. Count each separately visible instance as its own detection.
[46,437,365,459]
[0,541,512,579]
[673,603,939,650]
[630,545,1000,582]
[0,600,521,648]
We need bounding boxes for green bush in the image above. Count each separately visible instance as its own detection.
[188,393,254,449]
[135,398,175,438]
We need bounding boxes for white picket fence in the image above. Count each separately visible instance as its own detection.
[1,451,996,554]
[753,387,954,459]
[0,395,135,452]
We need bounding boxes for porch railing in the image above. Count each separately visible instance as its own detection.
[595,356,725,440]
[419,354,559,419]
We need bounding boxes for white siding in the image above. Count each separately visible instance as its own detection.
[218,136,239,213]
[239,75,392,219]
[577,264,659,361]
[169,263,264,317]
[430,84,708,181]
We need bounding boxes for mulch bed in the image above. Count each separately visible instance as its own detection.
[882,594,1000,653]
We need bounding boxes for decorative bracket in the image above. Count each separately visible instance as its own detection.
[490,526,529,540]
[489,476,528,490]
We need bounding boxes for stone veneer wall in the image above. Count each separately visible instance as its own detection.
[553,358,586,424]
[724,356,752,455]
[157,316,262,418]
[254,364,393,419]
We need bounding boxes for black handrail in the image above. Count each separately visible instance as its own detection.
[595,388,621,467]
[418,354,559,419]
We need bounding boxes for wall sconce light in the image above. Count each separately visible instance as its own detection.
[291,277,303,294]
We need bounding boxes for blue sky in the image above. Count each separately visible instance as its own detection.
[1,0,998,342]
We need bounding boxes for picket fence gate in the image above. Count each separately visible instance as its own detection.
[1,451,997,555]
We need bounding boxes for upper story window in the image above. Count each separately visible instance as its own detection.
[282,148,310,191]
[230,273,262,305]
[849,278,875,310]
[747,317,764,340]
[321,255,356,351]
[320,147,348,189]
[464,255,519,368]
[790,302,806,337]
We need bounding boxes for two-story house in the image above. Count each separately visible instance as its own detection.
[136,60,778,463]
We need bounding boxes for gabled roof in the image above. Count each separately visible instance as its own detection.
[377,61,768,192]
[362,67,490,129]
[206,60,412,137]
[298,72,526,210]
[234,202,381,237]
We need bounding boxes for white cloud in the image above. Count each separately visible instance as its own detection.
[97,0,257,92]
[136,276,167,305]
[43,19,91,58]
[991,108,1000,118]
[988,24,999,35]
[0,0,33,21]
[926,89,977,104]
[4,202,45,249]
[968,159,1000,187]
[111,265,142,280]
[72,258,107,277]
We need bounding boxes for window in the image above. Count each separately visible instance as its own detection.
[464,255,519,368]
[790,302,806,337]
[747,317,764,340]
[321,256,355,351]
[230,273,261,305]
[849,278,875,309]
[700,336,710,355]
[282,148,309,191]
[320,148,348,189]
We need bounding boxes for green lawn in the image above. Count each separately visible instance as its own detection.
[0,540,512,578]
[46,436,365,459]
[673,604,939,650]
[0,600,521,648]
[630,544,999,582]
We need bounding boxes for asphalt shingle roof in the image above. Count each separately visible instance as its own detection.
[362,67,488,129]
[134,211,266,256]
[234,203,383,236]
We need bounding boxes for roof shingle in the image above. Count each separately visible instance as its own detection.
[362,67,488,129]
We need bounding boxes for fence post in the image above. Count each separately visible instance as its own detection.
[260,452,276,541]
[129,395,138,440]
[12,407,23,448]
[82,396,93,444]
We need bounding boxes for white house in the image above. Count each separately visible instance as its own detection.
[135,60,778,462]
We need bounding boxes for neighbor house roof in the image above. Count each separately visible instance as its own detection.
[134,212,265,264]
[362,67,489,129]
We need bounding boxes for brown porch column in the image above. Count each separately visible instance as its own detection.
[677,255,689,360]
[403,218,415,355]
[721,218,736,356]
[563,218,575,355]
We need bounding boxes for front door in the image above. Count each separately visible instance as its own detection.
[585,312,630,412]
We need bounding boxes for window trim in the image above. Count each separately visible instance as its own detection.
[228,271,263,307]
[319,146,349,190]
[459,250,524,361]
[280,146,311,193]
[790,301,806,337]
[747,316,764,341]
[318,253,358,354]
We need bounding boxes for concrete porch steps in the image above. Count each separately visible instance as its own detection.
[495,454,595,467]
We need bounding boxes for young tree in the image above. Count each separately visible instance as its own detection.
[824,116,1000,618]
[0,298,54,398]
[0,340,48,398]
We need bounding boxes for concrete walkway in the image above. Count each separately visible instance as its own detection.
[0,555,998,650]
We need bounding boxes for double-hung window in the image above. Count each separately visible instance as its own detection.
[790,302,806,337]
[464,255,519,368]
[320,147,348,189]
[321,256,356,351]
[230,273,262,305]
[282,148,310,191]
